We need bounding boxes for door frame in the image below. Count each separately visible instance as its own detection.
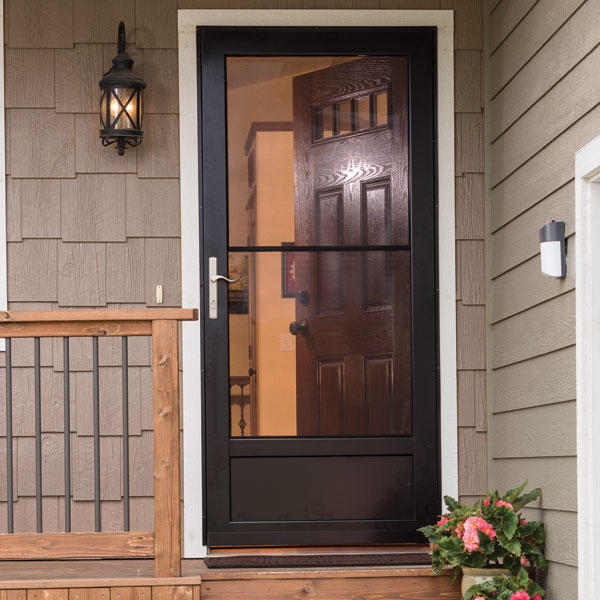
[177,8,457,558]
[575,134,600,599]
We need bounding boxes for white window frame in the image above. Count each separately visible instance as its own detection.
[576,135,600,599]
[177,9,456,558]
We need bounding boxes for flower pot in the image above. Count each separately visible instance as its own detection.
[461,566,510,596]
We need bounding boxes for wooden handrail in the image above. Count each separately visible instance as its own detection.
[0,308,197,323]
[0,308,197,578]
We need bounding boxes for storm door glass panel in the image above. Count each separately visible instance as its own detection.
[226,56,411,438]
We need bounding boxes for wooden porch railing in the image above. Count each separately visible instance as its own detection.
[0,308,197,578]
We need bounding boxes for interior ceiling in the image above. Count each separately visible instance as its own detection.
[226,56,358,89]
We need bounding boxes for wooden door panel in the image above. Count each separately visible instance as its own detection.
[365,355,394,435]
[318,359,344,435]
[294,57,410,439]
[312,131,393,193]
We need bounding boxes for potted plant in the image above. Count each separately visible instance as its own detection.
[463,570,544,600]
[418,482,547,596]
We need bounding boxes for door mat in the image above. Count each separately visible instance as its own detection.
[204,551,432,569]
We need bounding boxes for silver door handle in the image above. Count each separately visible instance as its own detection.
[210,274,240,284]
[208,257,239,320]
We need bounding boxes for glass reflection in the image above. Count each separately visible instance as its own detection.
[226,56,410,439]
[228,251,412,438]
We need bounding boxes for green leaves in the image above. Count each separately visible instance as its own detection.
[419,481,547,585]
[444,495,462,511]
[496,505,518,539]
[497,531,521,555]
[463,574,545,600]
[512,487,542,512]
[503,481,528,504]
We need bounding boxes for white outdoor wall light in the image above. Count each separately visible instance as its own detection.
[539,220,567,278]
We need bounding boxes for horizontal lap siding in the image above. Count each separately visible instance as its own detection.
[1,0,487,536]
[485,0,587,596]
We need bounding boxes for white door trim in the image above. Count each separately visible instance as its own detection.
[575,135,600,599]
[0,1,7,351]
[177,9,456,558]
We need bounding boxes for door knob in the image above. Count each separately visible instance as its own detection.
[289,320,308,336]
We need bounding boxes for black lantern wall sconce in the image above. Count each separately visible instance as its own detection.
[99,22,146,156]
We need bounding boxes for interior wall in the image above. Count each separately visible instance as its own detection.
[484,0,586,597]
[0,0,485,535]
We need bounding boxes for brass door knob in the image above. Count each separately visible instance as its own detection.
[289,320,308,336]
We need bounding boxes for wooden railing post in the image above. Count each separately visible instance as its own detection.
[152,319,181,578]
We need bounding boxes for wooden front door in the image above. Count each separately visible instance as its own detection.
[293,58,411,437]
[201,27,438,547]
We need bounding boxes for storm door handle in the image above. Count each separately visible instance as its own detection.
[208,257,240,320]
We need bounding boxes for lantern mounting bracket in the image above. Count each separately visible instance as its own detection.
[117,21,126,55]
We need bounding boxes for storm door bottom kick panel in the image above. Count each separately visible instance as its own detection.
[230,455,414,522]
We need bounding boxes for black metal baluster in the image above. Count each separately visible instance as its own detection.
[34,337,42,533]
[122,336,130,532]
[239,384,246,437]
[93,336,101,532]
[5,339,13,533]
[63,337,71,532]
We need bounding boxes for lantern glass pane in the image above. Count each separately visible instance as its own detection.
[100,90,108,128]
[110,87,138,130]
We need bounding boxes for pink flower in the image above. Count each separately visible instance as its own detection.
[461,516,496,552]
[437,515,451,526]
[496,500,514,510]
[521,556,530,567]
[510,593,530,600]
[484,497,490,506]
[520,519,528,525]
[532,595,542,600]
[473,597,486,600]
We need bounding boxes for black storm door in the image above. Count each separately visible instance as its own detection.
[199,27,438,547]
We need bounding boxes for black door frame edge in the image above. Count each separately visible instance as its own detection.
[197,25,440,547]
